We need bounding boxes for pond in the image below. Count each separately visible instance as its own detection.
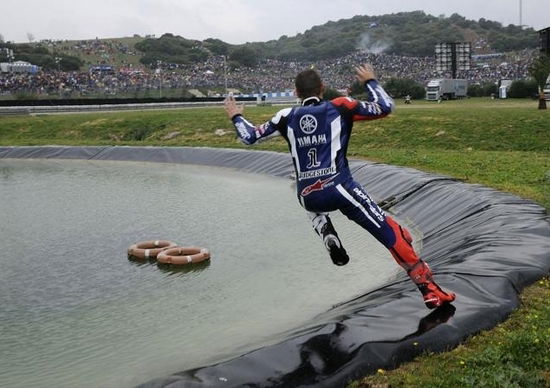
[0,159,398,387]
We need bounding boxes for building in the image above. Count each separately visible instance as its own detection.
[0,61,40,73]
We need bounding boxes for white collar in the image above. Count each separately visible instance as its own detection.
[302,96,321,106]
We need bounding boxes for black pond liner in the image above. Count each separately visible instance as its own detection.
[1,146,549,388]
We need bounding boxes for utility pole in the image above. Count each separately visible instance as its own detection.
[519,0,523,28]
[223,55,228,94]
[156,60,162,98]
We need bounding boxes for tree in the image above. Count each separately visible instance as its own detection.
[323,88,343,100]
[0,33,4,43]
[468,82,498,97]
[349,81,366,97]
[26,32,35,43]
[383,78,426,99]
[59,55,84,71]
[508,79,538,98]
[229,46,258,67]
[204,38,229,56]
[528,55,550,109]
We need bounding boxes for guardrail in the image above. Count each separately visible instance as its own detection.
[0,101,226,115]
[0,98,297,115]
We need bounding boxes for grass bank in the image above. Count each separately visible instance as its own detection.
[1,98,548,208]
[1,97,549,385]
[351,277,550,387]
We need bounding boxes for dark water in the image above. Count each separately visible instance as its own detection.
[0,159,397,387]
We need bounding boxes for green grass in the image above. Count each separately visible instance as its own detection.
[1,98,548,207]
[1,97,549,386]
[0,88,194,101]
[350,277,550,388]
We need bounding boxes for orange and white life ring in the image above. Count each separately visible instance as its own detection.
[157,246,210,265]
[127,240,177,259]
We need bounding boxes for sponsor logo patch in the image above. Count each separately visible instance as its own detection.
[299,114,318,134]
[353,187,386,221]
[235,122,251,139]
[296,133,327,148]
[301,175,337,196]
[298,166,337,180]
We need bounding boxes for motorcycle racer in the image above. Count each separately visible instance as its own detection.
[224,64,455,309]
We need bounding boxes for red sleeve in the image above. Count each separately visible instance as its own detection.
[331,96,359,110]
[331,96,386,121]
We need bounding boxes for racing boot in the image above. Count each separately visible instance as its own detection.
[408,261,455,309]
[313,214,349,266]
[324,232,349,266]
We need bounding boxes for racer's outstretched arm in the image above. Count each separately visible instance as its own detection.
[331,64,394,121]
[224,95,286,145]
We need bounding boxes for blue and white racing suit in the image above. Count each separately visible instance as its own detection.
[231,80,420,270]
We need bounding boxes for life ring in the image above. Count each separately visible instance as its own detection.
[157,246,210,265]
[127,240,177,259]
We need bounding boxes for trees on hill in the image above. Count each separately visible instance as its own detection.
[1,12,541,74]
[0,42,83,71]
[229,46,258,67]
[132,12,538,65]
[135,33,209,65]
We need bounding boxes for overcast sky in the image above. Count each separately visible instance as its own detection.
[1,0,548,43]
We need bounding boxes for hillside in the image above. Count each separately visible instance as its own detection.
[0,11,540,70]
[133,11,539,65]
[248,11,538,60]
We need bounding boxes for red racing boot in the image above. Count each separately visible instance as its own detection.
[408,261,456,309]
[384,216,455,308]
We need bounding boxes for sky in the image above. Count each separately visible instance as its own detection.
[0,0,548,44]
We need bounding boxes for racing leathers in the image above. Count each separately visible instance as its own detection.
[230,79,455,308]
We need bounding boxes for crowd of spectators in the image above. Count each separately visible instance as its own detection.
[69,39,136,57]
[43,38,139,58]
[0,49,538,98]
[0,68,190,97]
